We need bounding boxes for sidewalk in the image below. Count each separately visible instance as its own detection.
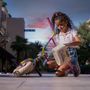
[0,73,90,90]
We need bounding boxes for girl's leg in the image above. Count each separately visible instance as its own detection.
[68,48,80,77]
[52,45,64,66]
[55,60,72,77]
[72,61,81,77]
[47,60,57,69]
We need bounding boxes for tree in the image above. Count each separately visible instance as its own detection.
[11,36,43,63]
[11,36,28,62]
[77,20,90,65]
[8,13,12,18]
[27,41,43,59]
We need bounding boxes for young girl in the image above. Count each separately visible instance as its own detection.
[51,12,81,77]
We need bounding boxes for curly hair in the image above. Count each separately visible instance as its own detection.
[51,11,73,29]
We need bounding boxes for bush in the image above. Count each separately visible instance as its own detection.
[80,65,90,74]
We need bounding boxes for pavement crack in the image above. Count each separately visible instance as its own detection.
[16,80,26,89]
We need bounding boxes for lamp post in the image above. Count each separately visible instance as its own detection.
[0,0,9,73]
[0,0,8,48]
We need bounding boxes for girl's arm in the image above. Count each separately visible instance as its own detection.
[64,35,81,47]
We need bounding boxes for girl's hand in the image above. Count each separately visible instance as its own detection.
[64,42,80,48]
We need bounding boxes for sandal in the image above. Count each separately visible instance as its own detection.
[55,70,66,77]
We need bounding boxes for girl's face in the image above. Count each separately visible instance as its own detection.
[55,19,68,32]
[55,19,61,27]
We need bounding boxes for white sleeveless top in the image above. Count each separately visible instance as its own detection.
[55,29,77,47]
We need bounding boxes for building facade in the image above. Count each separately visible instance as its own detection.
[6,18,25,55]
